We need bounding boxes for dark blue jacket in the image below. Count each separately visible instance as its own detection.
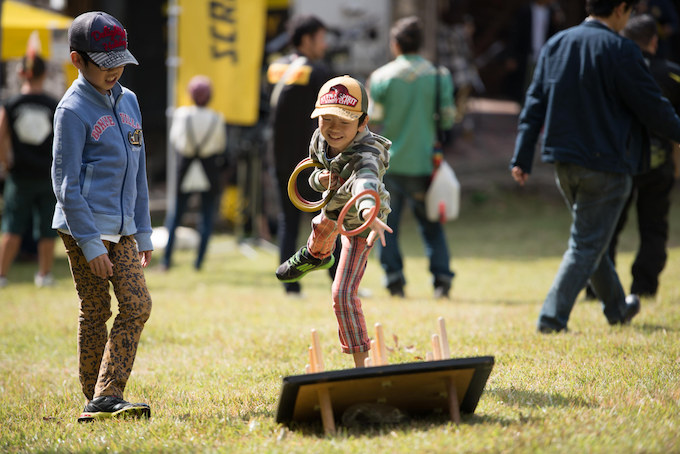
[511,19,680,175]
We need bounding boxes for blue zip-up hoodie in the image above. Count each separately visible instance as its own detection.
[52,74,153,262]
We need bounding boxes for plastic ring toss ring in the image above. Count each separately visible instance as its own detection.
[287,158,334,212]
[336,189,380,237]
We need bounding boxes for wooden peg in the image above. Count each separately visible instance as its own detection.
[364,356,373,367]
[317,387,336,435]
[311,329,324,372]
[432,334,442,360]
[426,351,434,361]
[375,323,388,366]
[369,339,378,366]
[438,317,451,359]
[308,346,317,373]
[446,378,461,424]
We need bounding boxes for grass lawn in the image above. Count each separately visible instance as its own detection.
[1,188,679,453]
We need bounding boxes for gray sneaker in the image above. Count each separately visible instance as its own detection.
[34,273,55,288]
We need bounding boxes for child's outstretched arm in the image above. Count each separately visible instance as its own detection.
[362,208,393,247]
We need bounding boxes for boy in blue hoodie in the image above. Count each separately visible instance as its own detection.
[52,11,153,422]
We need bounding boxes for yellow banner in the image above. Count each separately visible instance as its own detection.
[176,0,266,125]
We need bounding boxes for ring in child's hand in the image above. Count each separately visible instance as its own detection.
[336,189,380,237]
[287,158,335,212]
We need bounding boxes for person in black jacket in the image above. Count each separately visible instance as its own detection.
[510,0,680,333]
[602,14,680,298]
[266,15,335,296]
[505,0,566,104]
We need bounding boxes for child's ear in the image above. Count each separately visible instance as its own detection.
[70,51,85,70]
[358,115,369,132]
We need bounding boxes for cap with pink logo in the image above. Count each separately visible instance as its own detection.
[69,11,138,69]
[311,75,368,121]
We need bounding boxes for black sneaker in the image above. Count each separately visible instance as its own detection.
[387,281,405,298]
[77,396,151,422]
[276,247,335,283]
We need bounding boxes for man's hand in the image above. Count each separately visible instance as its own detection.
[89,253,114,279]
[511,166,529,186]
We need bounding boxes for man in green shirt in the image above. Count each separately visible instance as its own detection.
[368,16,456,298]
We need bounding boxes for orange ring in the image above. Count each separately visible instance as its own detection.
[336,189,380,237]
[287,158,334,212]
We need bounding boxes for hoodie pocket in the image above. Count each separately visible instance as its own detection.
[81,164,94,198]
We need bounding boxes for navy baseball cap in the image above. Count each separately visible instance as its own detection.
[69,11,138,68]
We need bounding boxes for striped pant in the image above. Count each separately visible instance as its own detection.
[308,213,372,353]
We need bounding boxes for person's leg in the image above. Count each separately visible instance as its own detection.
[331,234,372,367]
[0,233,21,278]
[276,172,304,293]
[539,163,632,330]
[0,175,29,279]
[97,236,152,398]
[408,175,454,294]
[59,232,112,401]
[586,183,634,300]
[379,174,406,291]
[35,185,58,279]
[163,192,190,269]
[195,190,220,270]
[36,238,56,277]
[307,213,339,259]
[630,165,674,296]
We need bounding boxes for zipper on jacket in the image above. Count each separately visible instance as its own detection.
[112,91,130,234]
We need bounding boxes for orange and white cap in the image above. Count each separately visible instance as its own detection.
[311,75,368,121]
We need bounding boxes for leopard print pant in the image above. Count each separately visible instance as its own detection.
[59,232,152,401]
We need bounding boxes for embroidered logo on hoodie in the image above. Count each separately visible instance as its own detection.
[92,115,115,140]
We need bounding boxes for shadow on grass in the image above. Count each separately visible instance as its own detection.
[486,387,595,409]
[284,411,517,439]
[636,322,679,334]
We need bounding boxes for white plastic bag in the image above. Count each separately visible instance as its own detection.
[425,160,460,222]
[180,159,210,193]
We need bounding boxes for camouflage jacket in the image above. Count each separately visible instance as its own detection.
[307,127,391,235]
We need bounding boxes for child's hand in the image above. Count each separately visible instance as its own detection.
[318,170,343,190]
[139,250,152,268]
[363,208,393,247]
[89,253,114,279]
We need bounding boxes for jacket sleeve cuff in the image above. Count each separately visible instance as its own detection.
[81,238,108,263]
[357,199,376,220]
[135,232,154,252]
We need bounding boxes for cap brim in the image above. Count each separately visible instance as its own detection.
[88,49,139,68]
[310,106,363,121]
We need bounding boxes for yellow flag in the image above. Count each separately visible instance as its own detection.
[176,0,266,125]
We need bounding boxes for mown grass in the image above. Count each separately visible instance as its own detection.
[1,188,679,453]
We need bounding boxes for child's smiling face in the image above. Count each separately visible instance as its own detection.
[318,114,368,153]
[71,51,125,95]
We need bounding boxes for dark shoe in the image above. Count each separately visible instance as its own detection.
[434,281,451,299]
[77,396,151,422]
[537,323,567,334]
[620,294,641,324]
[276,247,335,283]
[387,281,405,298]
